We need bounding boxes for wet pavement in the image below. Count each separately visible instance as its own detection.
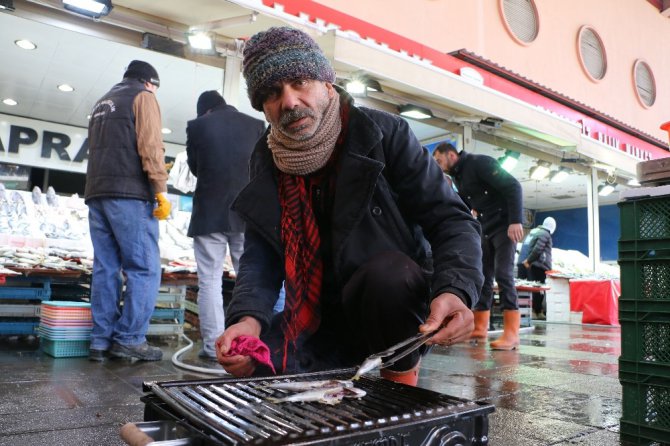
[0,322,631,445]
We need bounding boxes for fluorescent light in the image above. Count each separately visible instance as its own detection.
[530,163,550,180]
[57,84,75,92]
[398,104,433,120]
[161,128,172,135]
[2,98,17,106]
[63,0,107,14]
[499,151,520,173]
[598,184,615,196]
[345,80,366,96]
[14,40,36,50]
[550,169,570,183]
[627,178,641,187]
[188,32,213,50]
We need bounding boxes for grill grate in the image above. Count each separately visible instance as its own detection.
[142,368,494,445]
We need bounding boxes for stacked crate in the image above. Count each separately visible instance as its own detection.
[618,190,670,445]
[147,285,186,336]
[38,301,92,357]
[0,276,51,335]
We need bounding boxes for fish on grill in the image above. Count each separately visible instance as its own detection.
[268,385,366,404]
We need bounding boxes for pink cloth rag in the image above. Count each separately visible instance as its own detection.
[228,336,276,374]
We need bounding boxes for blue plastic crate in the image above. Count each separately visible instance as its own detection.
[0,277,51,300]
[151,308,185,324]
[41,338,89,358]
[0,319,40,335]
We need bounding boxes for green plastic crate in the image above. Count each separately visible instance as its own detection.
[620,371,670,445]
[619,308,670,368]
[619,196,670,241]
[618,249,670,303]
[41,338,90,358]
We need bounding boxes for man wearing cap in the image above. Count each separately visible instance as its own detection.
[215,27,483,385]
[186,90,265,361]
[517,217,556,320]
[85,60,170,362]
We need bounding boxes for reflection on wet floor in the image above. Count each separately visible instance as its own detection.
[0,323,633,445]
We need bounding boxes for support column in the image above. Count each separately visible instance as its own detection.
[586,167,600,272]
[222,56,242,108]
[462,125,475,151]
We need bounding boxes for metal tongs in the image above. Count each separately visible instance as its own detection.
[352,329,439,380]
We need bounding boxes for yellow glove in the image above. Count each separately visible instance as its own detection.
[153,192,171,220]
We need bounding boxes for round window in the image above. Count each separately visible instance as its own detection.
[500,0,539,44]
[578,26,607,81]
[633,59,656,107]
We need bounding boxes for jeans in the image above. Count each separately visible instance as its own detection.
[477,229,519,311]
[194,232,244,356]
[88,198,161,350]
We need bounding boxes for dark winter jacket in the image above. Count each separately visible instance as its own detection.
[450,151,523,237]
[518,226,553,271]
[85,79,154,202]
[186,104,265,236]
[226,91,484,334]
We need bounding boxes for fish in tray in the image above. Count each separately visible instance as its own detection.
[267,382,366,405]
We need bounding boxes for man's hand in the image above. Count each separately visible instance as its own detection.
[508,223,524,243]
[419,293,474,346]
[523,260,530,269]
[153,192,171,220]
[215,316,262,377]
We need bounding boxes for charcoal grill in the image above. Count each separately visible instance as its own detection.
[136,368,494,446]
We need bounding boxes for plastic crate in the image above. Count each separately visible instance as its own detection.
[618,248,670,302]
[151,308,185,324]
[40,338,90,358]
[619,195,670,241]
[0,277,51,300]
[0,319,39,335]
[620,371,670,445]
[619,306,670,371]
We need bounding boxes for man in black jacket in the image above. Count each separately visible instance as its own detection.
[215,27,483,385]
[434,143,524,350]
[186,90,265,360]
[518,217,556,319]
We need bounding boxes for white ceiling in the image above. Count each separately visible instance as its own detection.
[0,3,626,211]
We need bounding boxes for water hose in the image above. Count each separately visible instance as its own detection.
[170,333,230,376]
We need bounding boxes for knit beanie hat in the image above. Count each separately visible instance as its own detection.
[197,90,225,117]
[242,27,336,111]
[124,60,160,87]
[542,217,557,234]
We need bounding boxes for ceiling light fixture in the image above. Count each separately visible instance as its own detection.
[627,178,641,187]
[57,84,75,92]
[0,0,15,11]
[187,32,213,50]
[345,80,366,96]
[161,128,172,135]
[598,184,616,197]
[63,0,113,19]
[498,150,520,173]
[14,39,36,50]
[2,98,17,106]
[529,161,551,180]
[398,104,433,120]
[549,167,571,183]
[344,74,383,97]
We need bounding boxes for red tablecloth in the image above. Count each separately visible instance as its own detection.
[569,279,620,325]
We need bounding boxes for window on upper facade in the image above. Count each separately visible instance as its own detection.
[578,26,607,81]
[633,59,656,108]
[501,0,539,44]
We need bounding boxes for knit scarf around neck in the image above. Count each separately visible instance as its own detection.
[268,94,341,176]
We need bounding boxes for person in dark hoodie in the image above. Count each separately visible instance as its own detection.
[433,142,524,350]
[186,90,265,360]
[215,27,484,386]
[517,217,556,320]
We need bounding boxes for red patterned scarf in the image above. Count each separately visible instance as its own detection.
[278,173,323,372]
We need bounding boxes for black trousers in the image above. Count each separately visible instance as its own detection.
[477,230,519,311]
[518,265,547,313]
[262,251,429,375]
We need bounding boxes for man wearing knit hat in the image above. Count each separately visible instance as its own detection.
[518,217,557,320]
[216,27,483,385]
[85,59,170,362]
[186,90,265,361]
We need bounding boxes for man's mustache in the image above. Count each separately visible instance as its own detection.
[279,108,315,128]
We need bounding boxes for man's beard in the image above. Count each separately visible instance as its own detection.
[278,107,318,140]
